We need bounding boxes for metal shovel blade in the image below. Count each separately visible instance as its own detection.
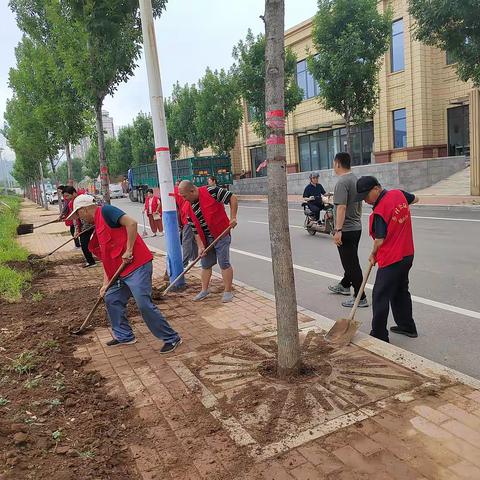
[17,224,34,235]
[324,318,361,346]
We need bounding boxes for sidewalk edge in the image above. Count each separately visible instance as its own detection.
[150,246,480,391]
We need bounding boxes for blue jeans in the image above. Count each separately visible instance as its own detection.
[104,261,180,343]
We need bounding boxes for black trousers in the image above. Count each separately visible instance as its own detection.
[371,255,416,342]
[79,228,95,265]
[70,225,81,248]
[337,229,365,299]
[307,200,324,220]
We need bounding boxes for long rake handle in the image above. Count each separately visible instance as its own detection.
[161,225,233,297]
[43,226,94,258]
[34,218,59,229]
[348,262,374,321]
[74,262,127,333]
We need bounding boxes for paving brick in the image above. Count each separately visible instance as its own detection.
[290,462,324,480]
[413,405,450,424]
[279,451,308,470]
[437,403,480,430]
[410,416,453,441]
[441,419,480,448]
[333,445,378,474]
[348,432,384,456]
[443,437,480,468]
[261,461,294,480]
[449,461,480,479]
[298,443,343,473]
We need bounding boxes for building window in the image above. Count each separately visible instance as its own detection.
[250,147,267,177]
[448,105,470,157]
[298,122,374,172]
[393,109,407,149]
[391,19,405,72]
[446,51,455,65]
[296,59,320,100]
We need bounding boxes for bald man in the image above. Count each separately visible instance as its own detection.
[178,180,238,303]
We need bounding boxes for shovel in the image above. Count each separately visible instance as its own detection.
[17,218,59,236]
[160,225,232,297]
[71,261,128,335]
[27,226,94,260]
[324,262,374,346]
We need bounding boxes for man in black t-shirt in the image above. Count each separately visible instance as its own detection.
[303,172,327,221]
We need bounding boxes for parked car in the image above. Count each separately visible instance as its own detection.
[47,191,58,205]
[109,184,124,199]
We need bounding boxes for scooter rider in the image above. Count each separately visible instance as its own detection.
[303,172,327,221]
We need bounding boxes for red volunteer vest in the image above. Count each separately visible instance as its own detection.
[172,186,188,227]
[89,207,153,280]
[144,195,161,214]
[187,186,230,245]
[64,200,74,227]
[369,190,414,268]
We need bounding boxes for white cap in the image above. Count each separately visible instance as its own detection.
[66,194,96,220]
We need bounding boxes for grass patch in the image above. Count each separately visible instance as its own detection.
[0,195,31,301]
[11,350,37,375]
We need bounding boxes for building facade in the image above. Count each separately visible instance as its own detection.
[235,0,473,179]
[72,110,116,160]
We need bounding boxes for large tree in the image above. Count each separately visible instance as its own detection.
[42,0,167,203]
[409,0,480,87]
[9,1,91,185]
[131,112,155,166]
[168,83,206,155]
[232,29,303,139]
[309,0,391,153]
[110,126,134,176]
[57,158,84,184]
[196,68,243,155]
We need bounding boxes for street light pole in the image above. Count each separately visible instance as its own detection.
[138,0,184,286]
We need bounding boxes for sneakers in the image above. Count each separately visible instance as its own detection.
[328,283,351,296]
[158,232,164,237]
[341,296,369,308]
[151,233,157,237]
[160,338,182,354]
[193,290,210,301]
[222,292,234,303]
[83,263,97,268]
[390,326,418,338]
[106,338,137,347]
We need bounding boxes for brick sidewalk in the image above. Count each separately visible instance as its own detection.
[18,199,480,479]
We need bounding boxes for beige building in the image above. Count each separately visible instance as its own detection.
[233,0,475,187]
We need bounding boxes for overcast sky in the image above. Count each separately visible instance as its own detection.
[0,0,318,160]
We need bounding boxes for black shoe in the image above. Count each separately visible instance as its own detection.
[390,326,418,338]
[160,338,182,354]
[82,263,97,268]
[106,338,137,347]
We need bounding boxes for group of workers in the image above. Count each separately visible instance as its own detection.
[303,152,418,343]
[57,153,416,353]
[61,174,238,353]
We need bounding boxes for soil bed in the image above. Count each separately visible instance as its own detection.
[0,262,147,480]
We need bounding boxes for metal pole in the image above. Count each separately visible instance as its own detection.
[138,0,184,286]
[39,162,49,210]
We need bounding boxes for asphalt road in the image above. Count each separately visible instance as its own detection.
[113,197,480,379]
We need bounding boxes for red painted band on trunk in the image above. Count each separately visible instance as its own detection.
[100,166,108,174]
[266,110,285,118]
[266,135,285,145]
[155,147,170,152]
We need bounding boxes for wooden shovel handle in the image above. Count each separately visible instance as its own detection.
[34,218,59,229]
[75,262,128,333]
[162,225,233,297]
[44,226,94,258]
[347,263,374,321]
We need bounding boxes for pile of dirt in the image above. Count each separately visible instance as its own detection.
[0,268,147,479]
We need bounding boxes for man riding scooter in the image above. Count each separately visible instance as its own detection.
[303,172,327,221]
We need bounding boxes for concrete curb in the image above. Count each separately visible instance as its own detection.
[149,245,480,391]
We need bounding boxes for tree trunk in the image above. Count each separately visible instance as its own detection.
[39,162,49,210]
[265,0,301,379]
[344,115,353,156]
[95,102,110,204]
[65,143,73,186]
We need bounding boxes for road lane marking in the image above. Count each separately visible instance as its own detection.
[240,205,480,222]
[229,247,480,320]
[248,220,304,229]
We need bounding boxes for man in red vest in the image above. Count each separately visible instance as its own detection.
[356,176,419,343]
[178,180,238,303]
[171,183,198,268]
[67,194,182,353]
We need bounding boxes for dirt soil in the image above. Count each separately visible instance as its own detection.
[0,261,147,480]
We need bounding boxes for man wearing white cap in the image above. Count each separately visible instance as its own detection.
[67,194,182,353]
